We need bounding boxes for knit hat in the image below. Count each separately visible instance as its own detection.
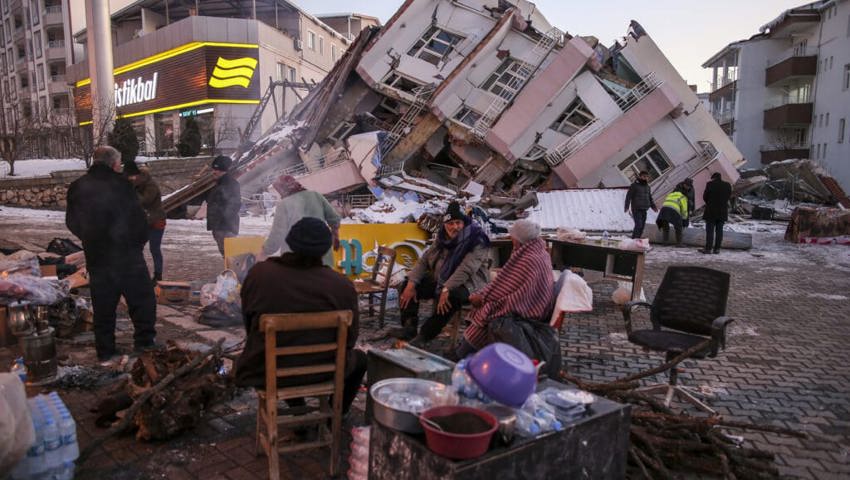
[286,217,332,258]
[443,201,467,223]
[123,160,140,175]
[211,155,233,171]
[711,172,722,180]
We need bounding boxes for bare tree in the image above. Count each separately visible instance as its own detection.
[205,111,238,156]
[57,98,116,167]
[0,97,37,176]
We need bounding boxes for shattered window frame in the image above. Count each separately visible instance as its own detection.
[523,144,547,161]
[618,140,672,182]
[328,121,356,144]
[482,57,530,100]
[382,72,425,95]
[550,98,596,136]
[453,106,482,127]
[407,26,465,67]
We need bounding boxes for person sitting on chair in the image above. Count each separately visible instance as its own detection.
[234,217,366,414]
[392,201,490,345]
[453,220,555,359]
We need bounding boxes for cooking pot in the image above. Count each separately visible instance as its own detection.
[370,378,453,434]
[7,301,33,336]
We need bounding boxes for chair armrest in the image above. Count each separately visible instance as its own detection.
[621,301,652,334]
[709,316,734,357]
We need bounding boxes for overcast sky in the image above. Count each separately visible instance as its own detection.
[304,0,808,92]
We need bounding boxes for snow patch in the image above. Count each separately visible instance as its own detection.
[807,293,848,301]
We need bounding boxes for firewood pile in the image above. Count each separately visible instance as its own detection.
[128,341,234,441]
[561,363,806,479]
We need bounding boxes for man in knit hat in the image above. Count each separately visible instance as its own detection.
[235,217,366,414]
[206,155,241,256]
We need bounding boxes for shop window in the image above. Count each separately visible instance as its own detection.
[618,140,672,182]
[481,57,531,100]
[383,72,423,94]
[453,106,481,127]
[407,26,464,66]
[550,98,595,136]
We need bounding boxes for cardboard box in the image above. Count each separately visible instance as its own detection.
[156,281,191,305]
[40,264,57,277]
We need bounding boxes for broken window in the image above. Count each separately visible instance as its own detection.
[372,97,403,123]
[453,106,482,127]
[383,72,424,94]
[328,121,356,144]
[407,26,464,66]
[550,98,595,136]
[523,144,547,161]
[481,57,531,100]
[618,140,672,182]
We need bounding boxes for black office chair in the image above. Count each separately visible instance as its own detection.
[622,266,733,414]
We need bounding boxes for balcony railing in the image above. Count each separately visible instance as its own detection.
[545,72,663,166]
[48,40,65,48]
[44,5,62,14]
[652,141,719,200]
[711,72,738,92]
[277,150,349,178]
[714,109,735,125]
[766,47,818,68]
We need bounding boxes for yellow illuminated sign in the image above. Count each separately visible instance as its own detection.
[209,57,258,89]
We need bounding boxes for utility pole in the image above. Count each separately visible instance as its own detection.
[85,0,115,144]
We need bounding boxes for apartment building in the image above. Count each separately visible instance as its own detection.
[65,0,360,155]
[703,0,850,190]
[0,0,74,157]
[246,0,743,208]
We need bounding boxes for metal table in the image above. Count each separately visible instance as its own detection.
[368,379,630,480]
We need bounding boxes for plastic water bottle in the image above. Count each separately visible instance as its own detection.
[10,357,27,383]
[348,426,371,480]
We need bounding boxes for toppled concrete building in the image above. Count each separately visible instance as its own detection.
[171,0,745,215]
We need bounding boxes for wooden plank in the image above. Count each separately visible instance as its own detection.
[275,364,336,378]
[274,343,337,356]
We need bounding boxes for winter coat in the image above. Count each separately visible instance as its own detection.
[65,163,149,270]
[206,173,241,233]
[703,178,733,222]
[662,191,689,219]
[685,188,695,217]
[262,190,341,267]
[408,243,490,294]
[130,171,166,228]
[234,254,359,389]
[625,181,655,211]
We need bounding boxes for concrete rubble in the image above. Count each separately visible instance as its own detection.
[167,0,745,230]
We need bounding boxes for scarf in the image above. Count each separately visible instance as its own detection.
[436,221,490,292]
[465,238,553,349]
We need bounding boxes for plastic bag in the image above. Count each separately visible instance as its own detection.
[487,315,562,380]
[200,271,240,307]
[0,251,40,276]
[197,301,242,328]
[550,270,593,327]
[617,237,651,251]
[46,238,82,256]
[0,274,67,304]
[226,253,256,284]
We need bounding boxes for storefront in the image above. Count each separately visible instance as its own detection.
[73,41,261,154]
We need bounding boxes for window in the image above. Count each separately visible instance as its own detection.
[288,66,296,82]
[307,31,316,51]
[815,143,821,158]
[30,0,38,25]
[839,118,846,144]
[847,14,850,36]
[276,62,286,81]
[383,72,423,94]
[618,140,672,182]
[829,56,834,70]
[34,34,40,58]
[39,96,46,114]
[826,112,830,127]
[523,144,547,161]
[36,65,43,89]
[331,44,337,63]
[327,121,356,143]
[550,98,595,136]
[407,26,464,66]
[843,64,850,90]
[319,36,324,55]
[823,143,827,158]
[453,106,482,127]
[481,57,531,100]
[793,39,808,56]
[20,74,27,88]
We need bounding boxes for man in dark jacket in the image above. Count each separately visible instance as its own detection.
[235,217,366,414]
[701,172,733,254]
[624,171,658,238]
[682,178,695,227]
[66,146,157,361]
[206,155,241,256]
[125,161,166,282]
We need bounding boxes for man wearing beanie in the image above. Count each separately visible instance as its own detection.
[206,155,241,255]
[392,201,490,345]
[235,217,366,414]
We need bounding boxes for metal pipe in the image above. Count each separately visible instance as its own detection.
[85,0,114,143]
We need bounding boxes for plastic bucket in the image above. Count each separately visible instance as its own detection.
[420,406,498,460]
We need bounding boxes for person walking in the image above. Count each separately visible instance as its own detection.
[206,155,241,256]
[655,184,689,246]
[624,171,657,238]
[65,146,157,362]
[261,175,341,267]
[125,161,166,282]
[701,172,733,254]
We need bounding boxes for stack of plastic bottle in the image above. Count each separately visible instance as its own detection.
[9,392,79,480]
[347,426,370,480]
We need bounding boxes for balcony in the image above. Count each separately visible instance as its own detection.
[709,79,736,102]
[43,5,63,26]
[763,103,813,129]
[766,51,817,87]
[46,41,65,61]
[48,74,67,94]
[760,144,810,164]
[714,109,735,127]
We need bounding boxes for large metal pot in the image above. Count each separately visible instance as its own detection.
[370,378,451,434]
[7,301,33,336]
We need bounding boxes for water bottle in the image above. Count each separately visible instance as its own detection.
[10,357,27,383]
[515,409,541,437]
[44,416,62,470]
[602,230,610,245]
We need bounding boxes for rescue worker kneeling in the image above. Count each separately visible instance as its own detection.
[656,183,690,246]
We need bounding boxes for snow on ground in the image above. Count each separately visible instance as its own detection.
[0,157,179,179]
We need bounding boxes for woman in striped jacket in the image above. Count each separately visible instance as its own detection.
[454,220,554,358]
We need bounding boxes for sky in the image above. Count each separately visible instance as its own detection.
[302,0,808,92]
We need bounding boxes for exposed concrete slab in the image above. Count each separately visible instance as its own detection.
[644,224,752,250]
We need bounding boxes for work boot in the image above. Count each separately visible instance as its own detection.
[712,249,720,254]
[699,248,712,254]
[388,317,417,340]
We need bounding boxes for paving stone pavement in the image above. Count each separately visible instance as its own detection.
[2,210,850,479]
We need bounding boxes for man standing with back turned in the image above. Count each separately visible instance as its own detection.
[701,172,733,254]
[66,146,157,362]
[625,171,658,238]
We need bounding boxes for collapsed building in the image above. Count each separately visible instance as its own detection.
[167,0,745,218]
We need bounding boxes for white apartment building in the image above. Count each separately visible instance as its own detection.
[704,0,850,190]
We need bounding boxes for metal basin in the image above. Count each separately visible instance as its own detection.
[370,378,452,434]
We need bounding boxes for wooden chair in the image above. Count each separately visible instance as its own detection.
[353,246,397,329]
[255,310,352,478]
